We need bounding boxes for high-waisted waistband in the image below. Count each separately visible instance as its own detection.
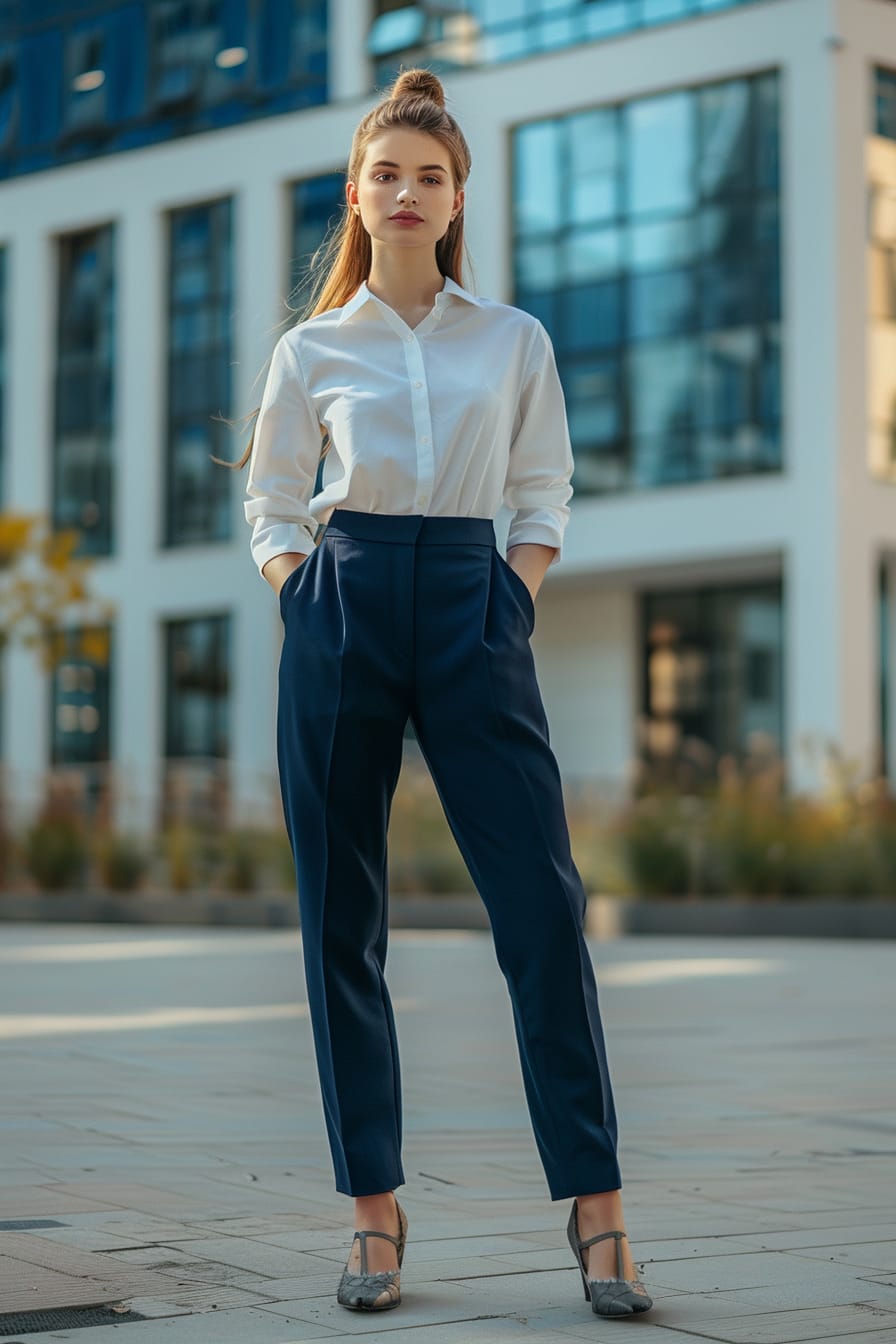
[323,508,497,547]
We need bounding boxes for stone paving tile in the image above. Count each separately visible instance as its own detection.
[161,1236,341,1278]
[789,1240,896,1272]
[644,1248,881,1294]
[227,1270,340,1300]
[0,1231,175,1315]
[257,1279,518,1331]
[649,1301,896,1342]
[108,1244,277,1286]
[3,928,896,1343]
[287,1321,533,1344]
[0,1305,343,1341]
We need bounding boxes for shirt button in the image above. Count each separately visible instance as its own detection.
[405,334,413,343]
[420,435,429,443]
[414,380,422,388]
[417,495,427,507]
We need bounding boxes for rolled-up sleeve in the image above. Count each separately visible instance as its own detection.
[243,332,322,577]
[503,319,574,568]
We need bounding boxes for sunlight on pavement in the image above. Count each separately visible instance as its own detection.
[0,933,300,963]
[600,956,782,985]
[0,1000,418,1040]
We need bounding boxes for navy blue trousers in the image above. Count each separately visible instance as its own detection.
[276,507,622,1200]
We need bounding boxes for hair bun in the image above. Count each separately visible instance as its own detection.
[389,68,446,109]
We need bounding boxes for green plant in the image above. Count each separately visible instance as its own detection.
[163,823,198,891]
[222,829,261,892]
[95,832,146,891]
[23,817,88,890]
[615,796,692,897]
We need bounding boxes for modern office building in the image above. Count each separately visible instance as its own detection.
[1,0,895,832]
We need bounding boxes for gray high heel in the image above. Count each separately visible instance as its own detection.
[336,1199,408,1311]
[567,1199,653,1317]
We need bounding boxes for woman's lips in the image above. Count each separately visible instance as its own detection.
[390,214,423,224]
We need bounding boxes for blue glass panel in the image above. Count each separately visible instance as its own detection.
[480,0,528,22]
[563,357,623,447]
[0,47,15,158]
[568,107,617,224]
[755,71,779,189]
[105,6,147,123]
[640,0,689,22]
[560,279,623,351]
[626,91,695,216]
[696,327,759,431]
[534,15,577,52]
[290,170,344,299]
[0,246,5,505]
[19,28,63,146]
[629,216,694,270]
[759,325,781,426]
[877,68,896,141]
[514,120,563,234]
[564,226,623,283]
[756,195,779,321]
[582,0,632,38]
[629,267,697,340]
[697,78,751,198]
[367,7,426,56]
[51,628,112,766]
[516,237,563,289]
[627,338,698,438]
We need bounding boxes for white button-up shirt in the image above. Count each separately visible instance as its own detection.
[243,274,575,577]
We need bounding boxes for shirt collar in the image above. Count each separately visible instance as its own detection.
[335,274,482,326]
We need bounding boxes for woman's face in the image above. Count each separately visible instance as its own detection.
[348,127,464,252]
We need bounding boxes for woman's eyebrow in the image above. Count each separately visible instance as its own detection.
[370,160,448,172]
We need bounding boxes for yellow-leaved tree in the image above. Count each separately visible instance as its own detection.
[0,512,114,671]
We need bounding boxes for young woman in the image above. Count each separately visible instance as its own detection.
[237,67,652,1321]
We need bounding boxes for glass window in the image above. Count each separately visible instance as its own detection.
[0,41,19,162]
[49,625,113,767]
[626,92,696,217]
[53,225,116,556]
[63,24,109,139]
[164,614,230,759]
[368,0,772,73]
[875,67,896,142]
[512,70,782,495]
[289,171,345,307]
[640,581,784,782]
[0,245,5,503]
[164,197,233,546]
[1,1,327,182]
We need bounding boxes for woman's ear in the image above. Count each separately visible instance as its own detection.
[346,181,361,215]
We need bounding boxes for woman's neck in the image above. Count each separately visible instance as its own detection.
[365,249,445,313]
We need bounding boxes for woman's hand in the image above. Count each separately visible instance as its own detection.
[506,542,557,604]
[262,551,311,596]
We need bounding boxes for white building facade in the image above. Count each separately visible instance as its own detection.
[1,0,895,833]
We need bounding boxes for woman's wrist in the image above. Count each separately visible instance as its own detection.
[506,542,556,602]
[262,551,311,595]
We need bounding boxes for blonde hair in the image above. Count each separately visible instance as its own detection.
[219,67,473,472]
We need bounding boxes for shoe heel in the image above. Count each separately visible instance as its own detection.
[565,1202,592,1301]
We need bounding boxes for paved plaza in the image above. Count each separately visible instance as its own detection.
[1,923,895,1342]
